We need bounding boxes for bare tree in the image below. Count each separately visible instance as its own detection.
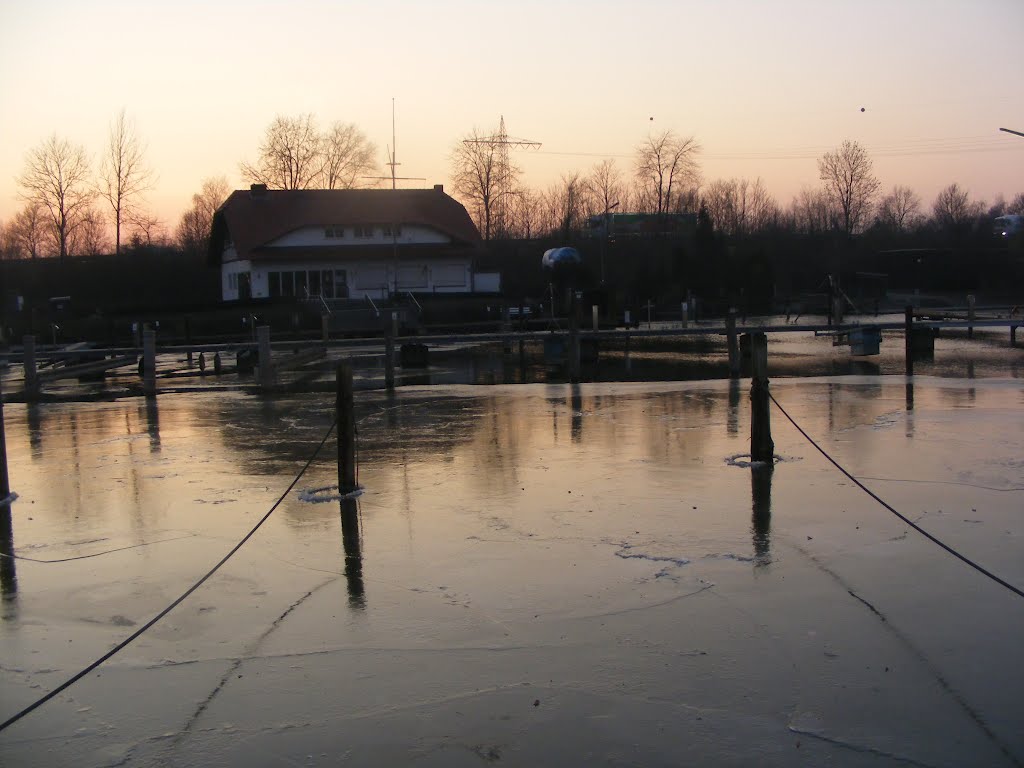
[506,188,544,239]
[177,176,231,256]
[789,187,834,234]
[128,209,166,248]
[321,121,377,189]
[8,203,49,259]
[634,130,701,216]
[587,158,627,217]
[933,183,983,230]
[17,134,94,260]
[451,127,521,240]
[241,114,324,190]
[817,140,879,236]
[701,177,776,236]
[70,207,111,256]
[875,185,922,232]
[98,109,154,256]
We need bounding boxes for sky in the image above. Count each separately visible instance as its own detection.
[1,0,1023,237]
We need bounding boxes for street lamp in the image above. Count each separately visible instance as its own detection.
[600,201,620,284]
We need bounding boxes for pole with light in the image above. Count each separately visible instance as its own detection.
[600,201,619,285]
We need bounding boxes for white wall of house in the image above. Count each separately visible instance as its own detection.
[269,224,450,248]
[222,257,252,301]
[231,258,475,301]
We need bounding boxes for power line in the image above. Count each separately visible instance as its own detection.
[0,417,339,734]
[769,392,1024,601]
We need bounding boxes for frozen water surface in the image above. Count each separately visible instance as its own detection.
[1,371,1023,766]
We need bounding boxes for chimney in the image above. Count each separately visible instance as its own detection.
[250,183,268,198]
[433,184,444,194]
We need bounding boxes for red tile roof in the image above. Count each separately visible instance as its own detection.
[211,187,482,262]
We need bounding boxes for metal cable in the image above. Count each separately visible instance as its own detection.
[769,391,1024,601]
[0,416,339,733]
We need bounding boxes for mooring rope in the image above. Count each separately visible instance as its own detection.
[768,391,1024,601]
[0,416,339,734]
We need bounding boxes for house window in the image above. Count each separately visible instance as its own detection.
[382,224,402,237]
[308,270,321,297]
[354,225,374,238]
[268,271,282,297]
[325,226,345,238]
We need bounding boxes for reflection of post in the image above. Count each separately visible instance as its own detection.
[0,506,17,609]
[23,336,39,400]
[143,329,156,397]
[750,465,772,564]
[727,377,740,436]
[570,383,582,443]
[339,498,365,610]
[144,396,161,453]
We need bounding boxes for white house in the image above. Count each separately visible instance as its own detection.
[210,185,498,302]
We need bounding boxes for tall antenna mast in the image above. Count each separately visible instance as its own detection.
[364,98,425,188]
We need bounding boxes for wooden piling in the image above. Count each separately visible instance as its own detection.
[385,312,396,390]
[0,374,10,510]
[726,309,741,379]
[198,352,206,374]
[680,302,688,329]
[213,352,222,375]
[1011,325,1017,348]
[142,329,156,396]
[23,336,38,399]
[749,332,773,463]
[336,362,357,493]
[904,305,914,378]
[321,314,330,342]
[257,325,273,388]
[185,316,193,368]
[592,304,599,331]
[967,294,976,340]
[502,306,512,354]
[624,333,632,372]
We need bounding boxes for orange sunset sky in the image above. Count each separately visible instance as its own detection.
[1,0,1022,236]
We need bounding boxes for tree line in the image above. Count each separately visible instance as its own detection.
[4,112,1022,264]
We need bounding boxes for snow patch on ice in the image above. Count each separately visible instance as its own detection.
[299,485,363,503]
[725,453,801,468]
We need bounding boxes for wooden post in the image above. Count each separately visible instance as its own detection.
[23,335,38,399]
[502,306,512,354]
[749,332,773,463]
[1011,325,1017,348]
[0,374,10,510]
[624,332,632,372]
[143,329,156,397]
[592,304,599,331]
[198,351,206,374]
[336,362,357,493]
[385,312,396,390]
[680,302,688,329]
[726,309,740,379]
[568,313,581,383]
[213,352,222,375]
[321,314,330,342]
[966,294,976,340]
[185,315,193,368]
[257,325,273,388]
[904,305,914,378]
